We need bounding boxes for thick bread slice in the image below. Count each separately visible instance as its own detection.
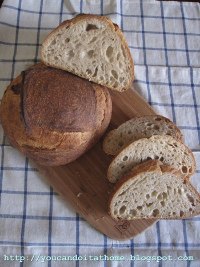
[109,160,200,220]
[41,14,134,92]
[107,135,196,183]
[103,115,183,155]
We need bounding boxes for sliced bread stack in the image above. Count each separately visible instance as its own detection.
[103,115,198,219]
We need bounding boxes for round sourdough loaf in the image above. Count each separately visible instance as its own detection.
[0,63,112,166]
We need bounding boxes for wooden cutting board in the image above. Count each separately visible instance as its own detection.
[38,88,157,240]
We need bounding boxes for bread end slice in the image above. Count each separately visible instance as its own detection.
[109,160,200,220]
[41,14,134,92]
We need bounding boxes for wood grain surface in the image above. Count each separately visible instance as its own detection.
[38,88,157,240]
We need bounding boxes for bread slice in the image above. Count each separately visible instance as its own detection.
[107,135,196,183]
[103,115,184,155]
[41,14,134,92]
[109,160,200,220]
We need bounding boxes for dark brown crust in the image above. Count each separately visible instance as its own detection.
[22,65,97,133]
[92,84,112,140]
[41,14,134,92]
[0,63,112,166]
[108,160,200,220]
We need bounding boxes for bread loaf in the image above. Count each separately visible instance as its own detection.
[41,14,134,92]
[109,160,200,220]
[0,63,112,166]
[103,115,183,155]
[107,135,196,183]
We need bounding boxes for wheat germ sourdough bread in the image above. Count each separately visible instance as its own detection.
[107,135,196,183]
[41,14,134,92]
[103,115,184,155]
[0,63,112,166]
[109,160,200,220]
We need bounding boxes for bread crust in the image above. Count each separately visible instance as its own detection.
[108,160,200,220]
[41,14,134,92]
[22,64,97,133]
[0,63,112,166]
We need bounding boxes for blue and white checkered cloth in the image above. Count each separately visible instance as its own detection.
[0,0,200,266]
